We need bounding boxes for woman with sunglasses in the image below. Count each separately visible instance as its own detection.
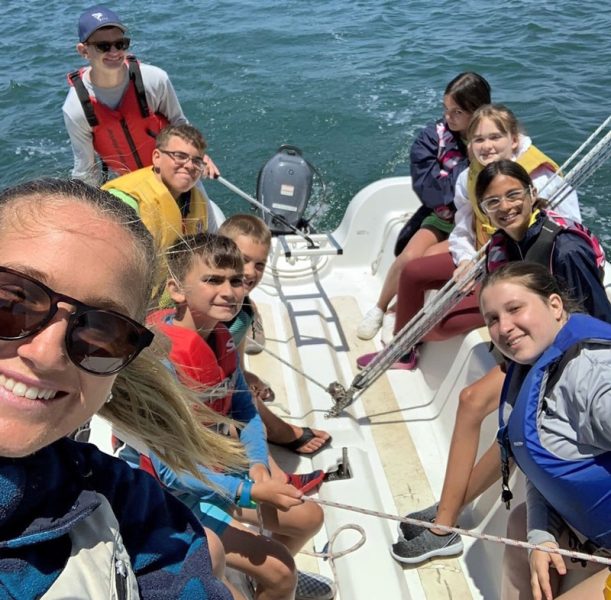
[479,262,611,599]
[0,178,246,598]
[103,124,211,253]
[392,160,610,565]
[63,5,219,186]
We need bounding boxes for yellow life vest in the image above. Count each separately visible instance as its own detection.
[467,145,560,249]
[102,167,208,252]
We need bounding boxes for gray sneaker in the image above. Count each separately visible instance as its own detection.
[396,504,438,540]
[390,528,463,564]
[295,571,336,600]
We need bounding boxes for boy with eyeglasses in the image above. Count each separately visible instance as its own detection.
[63,5,219,187]
[103,124,211,252]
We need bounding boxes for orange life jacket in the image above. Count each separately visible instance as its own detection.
[148,310,237,416]
[67,55,169,174]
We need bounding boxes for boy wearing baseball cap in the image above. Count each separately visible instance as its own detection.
[63,5,219,186]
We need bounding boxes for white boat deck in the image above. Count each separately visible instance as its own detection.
[246,177,517,599]
[89,176,527,599]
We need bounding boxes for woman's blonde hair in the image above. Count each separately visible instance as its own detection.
[102,335,247,480]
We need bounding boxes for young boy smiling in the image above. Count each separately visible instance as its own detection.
[140,233,334,600]
[63,4,220,185]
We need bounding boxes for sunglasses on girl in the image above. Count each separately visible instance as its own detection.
[86,38,131,53]
[0,266,154,376]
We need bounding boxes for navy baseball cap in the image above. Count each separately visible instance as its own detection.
[78,5,126,42]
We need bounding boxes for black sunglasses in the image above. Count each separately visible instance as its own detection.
[87,38,131,53]
[0,266,154,376]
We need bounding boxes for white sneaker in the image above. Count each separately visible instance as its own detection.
[381,311,396,345]
[356,307,384,340]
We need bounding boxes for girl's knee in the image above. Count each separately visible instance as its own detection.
[281,501,324,539]
[458,380,500,416]
[262,552,297,595]
[298,501,324,536]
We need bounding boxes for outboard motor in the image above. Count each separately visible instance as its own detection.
[256,145,314,235]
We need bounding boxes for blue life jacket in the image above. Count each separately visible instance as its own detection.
[498,313,611,549]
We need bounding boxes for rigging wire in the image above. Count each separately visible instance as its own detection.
[327,115,611,415]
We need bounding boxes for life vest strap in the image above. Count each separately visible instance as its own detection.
[127,55,151,119]
[68,69,98,128]
[524,219,561,267]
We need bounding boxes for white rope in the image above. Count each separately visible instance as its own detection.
[299,523,367,598]
[303,497,611,567]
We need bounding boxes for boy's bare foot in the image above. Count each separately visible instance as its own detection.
[270,426,332,456]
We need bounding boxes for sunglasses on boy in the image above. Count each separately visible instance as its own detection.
[86,38,131,53]
[0,266,154,376]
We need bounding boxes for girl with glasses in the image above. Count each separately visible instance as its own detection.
[479,262,611,599]
[0,178,245,599]
[392,160,610,565]
[449,104,581,277]
[358,104,580,373]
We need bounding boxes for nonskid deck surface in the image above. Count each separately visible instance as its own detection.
[248,253,503,599]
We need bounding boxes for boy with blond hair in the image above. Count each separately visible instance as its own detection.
[219,215,332,455]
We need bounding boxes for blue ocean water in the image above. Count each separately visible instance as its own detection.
[0,1,609,242]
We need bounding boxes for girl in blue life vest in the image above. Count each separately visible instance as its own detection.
[479,262,611,600]
[392,160,609,566]
[0,179,249,599]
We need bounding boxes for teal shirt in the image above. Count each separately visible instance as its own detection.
[227,296,254,346]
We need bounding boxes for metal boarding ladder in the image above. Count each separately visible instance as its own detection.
[271,232,343,262]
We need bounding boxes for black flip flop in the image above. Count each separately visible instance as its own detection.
[271,427,332,456]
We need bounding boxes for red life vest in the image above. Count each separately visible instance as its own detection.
[148,309,237,416]
[67,56,169,174]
